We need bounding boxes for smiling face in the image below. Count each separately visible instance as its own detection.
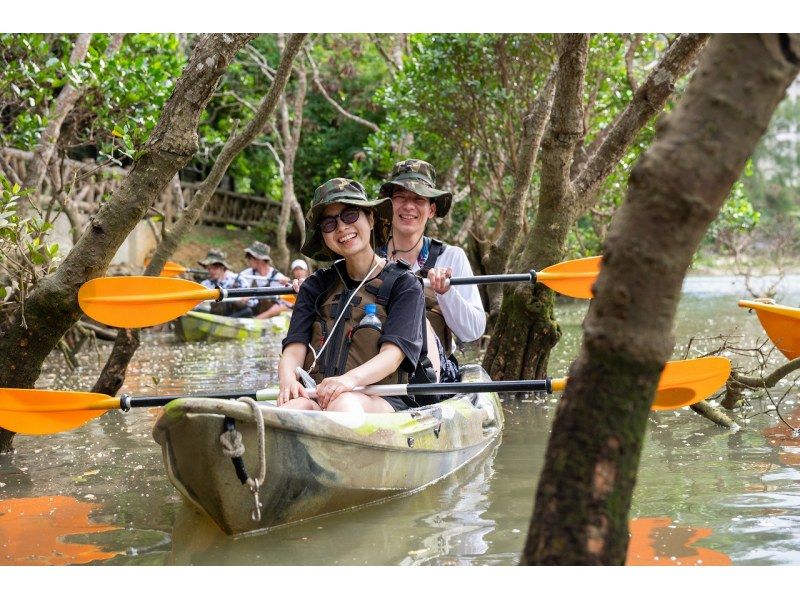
[390,188,436,237]
[320,203,374,259]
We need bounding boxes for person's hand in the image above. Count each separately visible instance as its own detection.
[291,278,305,293]
[315,373,358,410]
[428,266,453,295]
[277,378,309,406]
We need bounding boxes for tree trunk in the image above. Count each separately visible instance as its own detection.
[272,37,307,273]
[484,34,709,381]
[0,33,257,452]
[523,33,800,565]
[481,67,557,317]
[483,34,588,379]
[91,34,307,398]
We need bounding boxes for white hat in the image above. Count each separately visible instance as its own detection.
[290,259,309,271]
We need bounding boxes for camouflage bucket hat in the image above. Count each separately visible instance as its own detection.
[244,240,271,261]
[198,248,232,270]
[378,159,453,218]
[301,178,393,262]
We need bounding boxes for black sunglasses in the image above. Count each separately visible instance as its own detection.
[319,206,362,234]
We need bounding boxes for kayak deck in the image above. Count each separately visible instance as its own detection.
[152,365,503,536]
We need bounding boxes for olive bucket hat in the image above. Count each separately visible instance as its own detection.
[198,248,232,270]
[301,178,393,262]
[244,240,272,262]
[378,159,453,218]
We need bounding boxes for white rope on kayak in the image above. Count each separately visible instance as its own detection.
[218,397,267,521]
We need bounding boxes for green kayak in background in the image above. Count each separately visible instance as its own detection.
[152,365,504,536]
[173,310,291,342]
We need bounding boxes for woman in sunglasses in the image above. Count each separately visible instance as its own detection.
[277,178,440,413]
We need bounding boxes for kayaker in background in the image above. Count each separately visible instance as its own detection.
[377,159,486,383]
[278,178,440,413]
[290,258,310,282]
[197,248,251,318]
[236,241,293,320]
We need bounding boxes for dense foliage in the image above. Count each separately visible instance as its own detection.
[0,33,793,265]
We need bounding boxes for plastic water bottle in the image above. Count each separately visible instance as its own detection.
[358,303,382,332]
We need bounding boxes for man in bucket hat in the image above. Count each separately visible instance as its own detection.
[237,241,292,319]
[197,248,251,317]
[377,159,486,383]
[198,248,240,290]
[277,177,441,413]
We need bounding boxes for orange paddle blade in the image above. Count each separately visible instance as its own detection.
[536,255,600,299]
[0,389,117,435]
[738,300,800,360]
[79,276,219,328]
[160,261,188,277]
[552,357,729,409]
[651,356,730,410]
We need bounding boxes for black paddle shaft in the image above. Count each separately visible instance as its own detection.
[120,390,259,410]
[407,378,552,395]
[220,287,295,300]
[216,271,538,301]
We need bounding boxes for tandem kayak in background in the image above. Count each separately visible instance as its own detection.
[173,310,291,342]
[738,299,800,360]
[152,365,504,536]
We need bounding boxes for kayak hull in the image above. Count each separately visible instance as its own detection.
[152,365,503,536]
[173,310,290,342]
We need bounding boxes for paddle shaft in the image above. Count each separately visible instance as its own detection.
[125,378,559,407]
[211,274,536,303]
[254,378,562,400]
[0,378,563,415]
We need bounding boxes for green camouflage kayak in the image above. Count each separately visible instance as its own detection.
[173,310,291,342]
[152,365,503,536]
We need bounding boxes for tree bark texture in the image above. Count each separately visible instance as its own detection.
[523,33,800,565]
[0,33,257,452]
[484,34,709,382]
[91,34,307,398]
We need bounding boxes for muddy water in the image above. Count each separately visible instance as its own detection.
[2,275,800,565]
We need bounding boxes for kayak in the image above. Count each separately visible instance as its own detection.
[738,300,800,360]
[173,310,291,342]
[151,364,503,536]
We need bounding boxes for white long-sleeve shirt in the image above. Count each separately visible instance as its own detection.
[408,244,487,343]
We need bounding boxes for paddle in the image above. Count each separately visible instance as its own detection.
[0,357,730,435]
[738,299,800,361]
[79,255,601,328]
[144,260,206,278]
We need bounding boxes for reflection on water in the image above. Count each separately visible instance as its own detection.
[626,517,731,565]
[0,496,120,565]
[1,275,800,564]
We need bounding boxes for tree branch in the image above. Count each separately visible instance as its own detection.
[625,33,645,92]
[20,33,92,210]
[306,49,380,132]
[573,33,710,205]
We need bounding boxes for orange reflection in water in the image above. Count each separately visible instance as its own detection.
[763,405,800,466]
[0,495,120,565]
[626,517,731,566]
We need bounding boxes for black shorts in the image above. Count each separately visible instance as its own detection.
[382,395,420,412]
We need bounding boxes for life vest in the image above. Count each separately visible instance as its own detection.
[418,238,453,355]
[302,260,436,392]
[245,267,281,315]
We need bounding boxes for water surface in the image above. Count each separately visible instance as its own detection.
[2,275,800,565]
